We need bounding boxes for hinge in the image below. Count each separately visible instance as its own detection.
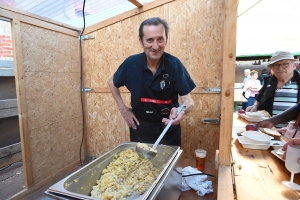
[204,87,221,93]
[79,35,95,40]
[201,118,220,125]
[82,87,93,93]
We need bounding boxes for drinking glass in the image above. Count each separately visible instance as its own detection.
[282,145,300,190]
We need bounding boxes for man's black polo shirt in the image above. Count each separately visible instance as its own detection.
[113,52,196,109]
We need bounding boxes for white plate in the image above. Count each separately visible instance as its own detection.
[270,139,285,150]
[237,136,271,150]
[243,115,269,122]
[271,149,285,162]
[243,131,273,144]
[246,112,266,118]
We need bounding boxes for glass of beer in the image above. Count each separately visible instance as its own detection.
[195,149,207,171]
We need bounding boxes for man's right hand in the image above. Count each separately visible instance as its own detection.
[119,107,139,129]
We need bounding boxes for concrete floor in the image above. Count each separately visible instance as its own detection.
[0,162,80,200]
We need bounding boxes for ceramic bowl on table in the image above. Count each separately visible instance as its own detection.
[243,131,273,144]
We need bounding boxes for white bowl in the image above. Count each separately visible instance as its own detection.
[244,116,269,123]
[243,131,273,144]
[246,112,266,118]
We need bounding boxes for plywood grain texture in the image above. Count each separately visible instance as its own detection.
[84,0,225,163]
[91,24,122,88]
[19,23,82,184]
[182,94,221,162]
[185,0,224,88]
[86,93,123,156]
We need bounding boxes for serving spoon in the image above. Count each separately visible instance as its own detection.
[136,105,185,159]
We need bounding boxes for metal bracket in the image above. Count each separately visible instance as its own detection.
[201,118,220,125]
[204,87,221,93]
[79,35,95,40]
[85,154,96,164]
[82,87,93,93]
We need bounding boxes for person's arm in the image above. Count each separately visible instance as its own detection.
[256,103,300,129]
[108,77,139,129]
[246,101,259,112]
[162,93,194,125]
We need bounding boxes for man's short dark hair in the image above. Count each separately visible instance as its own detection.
[139,17,169,39]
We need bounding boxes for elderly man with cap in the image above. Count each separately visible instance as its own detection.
[246,50,299,128]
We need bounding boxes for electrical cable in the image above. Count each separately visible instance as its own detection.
[79,0,86,167]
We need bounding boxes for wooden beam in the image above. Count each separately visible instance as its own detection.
[0,5,79,37]
[0,152,22,169]
[0,107,18,118]
[84,0,175,34]
[0,99,18,119]
[128,0,143,8]
[0,99,17,110]
[0,143,22,168]
[217,164,234,200]
[86,86,221,94]
[11,19,34,188]
[0,142,21,159]
[219,0,238,165]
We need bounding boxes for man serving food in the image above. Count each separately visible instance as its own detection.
[108,17,196,146]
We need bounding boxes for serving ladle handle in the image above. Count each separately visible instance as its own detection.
[152,105,185,150]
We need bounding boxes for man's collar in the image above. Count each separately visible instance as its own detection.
[143,52,166,71]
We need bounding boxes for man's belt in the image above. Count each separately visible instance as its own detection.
[140,98,172,104]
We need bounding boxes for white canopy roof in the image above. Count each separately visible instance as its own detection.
[237,0,300,56]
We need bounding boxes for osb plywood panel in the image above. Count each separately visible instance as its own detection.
[168,0,188,63]
[86,93,122,156]
[21,23,80,73]
[24,72,82,129]
[182,94,221,162]
[121,15,143,59]
[185,0,224,88]
[87,92,132,157]
[85,0,224,161]
[91,23,122,88]
[20,23,82,184]
[29,117,82,183]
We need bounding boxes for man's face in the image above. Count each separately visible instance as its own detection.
[271,60,296,80]
[139,24,167,62]
[244,71,249,77]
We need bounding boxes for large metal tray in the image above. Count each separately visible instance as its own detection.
[47,142,182,200]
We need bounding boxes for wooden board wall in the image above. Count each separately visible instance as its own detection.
[84,0,225,162]
[20,23,82,184]
[12,21,82,187]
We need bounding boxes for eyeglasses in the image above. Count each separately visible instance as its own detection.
[271,62,294,69]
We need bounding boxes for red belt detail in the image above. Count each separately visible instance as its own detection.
[140,98,172,104]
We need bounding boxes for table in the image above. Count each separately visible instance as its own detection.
[234,89,247,112]
[232,113,300,200]
[156,158,217,200]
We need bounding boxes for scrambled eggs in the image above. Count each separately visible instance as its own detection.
[90,149,160,200]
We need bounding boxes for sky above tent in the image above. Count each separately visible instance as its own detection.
[237,0,300,56]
